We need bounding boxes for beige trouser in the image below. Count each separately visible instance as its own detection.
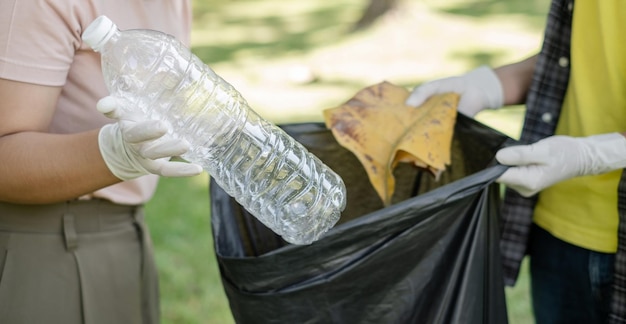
[0,199,160,324]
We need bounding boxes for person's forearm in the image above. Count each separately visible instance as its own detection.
[0,130,121,204]
[494,55,538,106]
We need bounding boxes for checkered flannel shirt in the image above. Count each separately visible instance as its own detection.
[498,0,626,321]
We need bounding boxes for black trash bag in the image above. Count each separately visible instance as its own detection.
[209,114,514,324]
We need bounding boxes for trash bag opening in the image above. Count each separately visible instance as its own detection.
[210,114,511,257]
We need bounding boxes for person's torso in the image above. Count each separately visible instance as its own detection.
[534,0,626,252]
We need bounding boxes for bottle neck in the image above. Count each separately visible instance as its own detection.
[92,28,120,53]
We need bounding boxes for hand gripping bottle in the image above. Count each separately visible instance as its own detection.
[82,16,346,244]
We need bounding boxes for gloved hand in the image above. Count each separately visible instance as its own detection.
[496,133,626,197]
[97,96,203,181]
[405,66,504,117]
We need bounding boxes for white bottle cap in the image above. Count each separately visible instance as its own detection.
[82,15,117,51]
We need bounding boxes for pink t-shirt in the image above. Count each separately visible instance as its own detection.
[0,0,192,205]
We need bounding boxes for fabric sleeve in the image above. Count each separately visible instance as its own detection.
[0,0,83,86]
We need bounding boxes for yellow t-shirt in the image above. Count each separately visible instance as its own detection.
[533,0,626,253]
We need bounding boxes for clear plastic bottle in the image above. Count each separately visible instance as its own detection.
[82,16,346,245]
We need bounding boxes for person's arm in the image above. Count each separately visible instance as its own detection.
[493,54,538,106]
[0,79,121,204]
[0,79,203,204]
[406,54,539,116]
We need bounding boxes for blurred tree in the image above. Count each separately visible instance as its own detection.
[351,0,401,31]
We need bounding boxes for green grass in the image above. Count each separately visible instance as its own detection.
[145,0,551,322]
[507,257,534,324]
[146,174,234,324]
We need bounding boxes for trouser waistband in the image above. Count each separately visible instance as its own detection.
[0,199,140,234]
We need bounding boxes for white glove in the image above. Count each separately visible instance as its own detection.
[97,96,203,180]
[405,66,504,117]
[496,133,626,197]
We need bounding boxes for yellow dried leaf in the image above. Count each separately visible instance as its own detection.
[323,81,459,206]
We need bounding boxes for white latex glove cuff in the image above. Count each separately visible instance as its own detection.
[99,123,151,180]
[463,66,504,111]
[496,133,626,197]
[583,133,626,173]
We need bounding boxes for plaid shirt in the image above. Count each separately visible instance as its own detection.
[498,0,626,321]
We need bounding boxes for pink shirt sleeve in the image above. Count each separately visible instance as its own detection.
[0,0,83,86]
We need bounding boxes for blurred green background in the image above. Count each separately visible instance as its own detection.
[146,0,550,323]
